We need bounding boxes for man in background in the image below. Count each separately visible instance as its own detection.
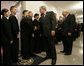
[60,10,76,55]
[9,6,19,63]
[20,11,33,60]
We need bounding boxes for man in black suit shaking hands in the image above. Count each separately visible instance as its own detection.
[39,6,57,65]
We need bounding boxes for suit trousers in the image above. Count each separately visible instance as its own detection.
[2,43,11,65]
[43,36,57,60]
[10,36,19,62]
[62,35,73,54]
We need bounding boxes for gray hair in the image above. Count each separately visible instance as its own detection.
[62,9,69,13]
[40,6,46,11]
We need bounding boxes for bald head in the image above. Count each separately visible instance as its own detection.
[62,10,69,17]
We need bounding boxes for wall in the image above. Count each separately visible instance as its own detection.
[24,1,57,18]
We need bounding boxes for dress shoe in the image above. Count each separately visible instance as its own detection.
[51,59,56,65]
[64,53,71,55]
[60,51,65,53]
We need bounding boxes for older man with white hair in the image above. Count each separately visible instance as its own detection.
[60,10,76,55]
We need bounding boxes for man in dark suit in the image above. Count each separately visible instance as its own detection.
[9,6,19,63]
[22,10,29,19]
[20,11,33,59]
[20,10,29,58]
[0,16,2,65]
[60,10,76,55]
[39,6,57,65]
[1,8,13,65]
[32,13,42,53]
[55,16,63,44]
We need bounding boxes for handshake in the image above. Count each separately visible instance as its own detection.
[32,33,42,38]
[34,26,38,31]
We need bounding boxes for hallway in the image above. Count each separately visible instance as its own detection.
[1,1,83,65]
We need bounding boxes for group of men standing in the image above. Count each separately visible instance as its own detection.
[1,5,77,65]
[20,6,57,65]
[20,6,77,65]
[1,6,19,65]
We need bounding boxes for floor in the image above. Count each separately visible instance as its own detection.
[1,32,83,65]
[35,32,83,65]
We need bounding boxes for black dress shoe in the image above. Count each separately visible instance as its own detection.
[60,51,65,53]
[51,59,56,65]
[64,53,71,55]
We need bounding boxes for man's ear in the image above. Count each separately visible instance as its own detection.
[10,10,12,12]
[4,12,5,15]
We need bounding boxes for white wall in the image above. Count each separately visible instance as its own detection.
[24,1,57,17]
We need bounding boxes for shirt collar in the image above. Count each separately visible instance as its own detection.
[66,13,69,18]
[5,16,9,19]
[44,11,46,15]
[43,11,46,17]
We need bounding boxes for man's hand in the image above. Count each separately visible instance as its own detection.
[58,28,62,30]
[51,30,55,36]
[68,32,72,36]
[56,26,58,29]
[75,29,77,31]
[34,26,38,31]
[32,33,35,38]
[39,34,42,37]
[10,40,13,44]
[1,47,3,56]
[17,34,19,39]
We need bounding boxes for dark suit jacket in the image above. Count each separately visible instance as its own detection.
[33,19,41,35]
[20,17,33,46]
[1,17,13,45]
[33,19,40,28]
[9,14,19,36]
[39,11,56,37]
[20,17,33,36]
[20,17,33,54]
[61,14,76,36]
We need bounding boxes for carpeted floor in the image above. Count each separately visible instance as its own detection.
[17,55,45,65]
